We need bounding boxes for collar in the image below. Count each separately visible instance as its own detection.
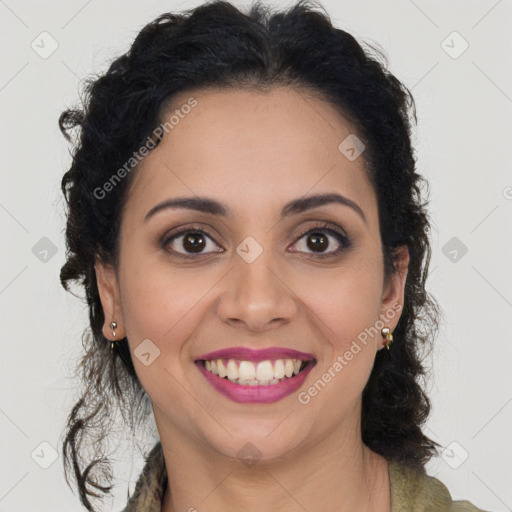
[122,441,480,512]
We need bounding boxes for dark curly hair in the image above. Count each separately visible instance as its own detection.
[58,0,442,510]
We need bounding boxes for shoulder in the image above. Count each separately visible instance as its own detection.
[389,460,490,512]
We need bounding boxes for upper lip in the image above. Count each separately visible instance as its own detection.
[195,347,316,363]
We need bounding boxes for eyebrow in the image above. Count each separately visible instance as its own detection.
[143,192,367,224]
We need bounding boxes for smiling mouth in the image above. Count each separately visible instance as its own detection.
[199,358,315,386]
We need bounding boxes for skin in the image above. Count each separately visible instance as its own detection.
[95,86,409,512]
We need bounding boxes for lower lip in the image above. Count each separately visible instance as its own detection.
[195,361,315,404]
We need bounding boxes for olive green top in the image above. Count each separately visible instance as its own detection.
[122,442,488,512]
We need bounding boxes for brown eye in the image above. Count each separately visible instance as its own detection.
[181,232,207,253]
[306,232,329,252]
[290,224,351,257]
[162,227,223,258]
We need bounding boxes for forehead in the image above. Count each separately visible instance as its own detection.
[123,86,376,223]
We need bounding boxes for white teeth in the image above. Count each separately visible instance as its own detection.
[274,359,285,379]
[202,357,310,384]
[239,360,256,380]
[256,360,274,381]
[238,379,259,386]
[284,359,294,378]
[217,360,227,378]
[226,360,238,380]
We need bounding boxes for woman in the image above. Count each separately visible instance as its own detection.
[58,1,488,511]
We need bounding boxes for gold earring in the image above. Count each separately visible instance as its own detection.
[381,327,393,350]
[110,321,117,352]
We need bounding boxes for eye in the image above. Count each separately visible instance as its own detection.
[161,221,351,260]
[161,225,223,259]
[290,222,351,257]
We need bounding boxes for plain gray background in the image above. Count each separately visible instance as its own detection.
[1,0,511,510]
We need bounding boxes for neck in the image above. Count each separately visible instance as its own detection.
[158,417,391,512]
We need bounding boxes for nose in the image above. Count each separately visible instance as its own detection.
[216,247,298,333]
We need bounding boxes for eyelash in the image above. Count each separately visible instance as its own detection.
[161,222,351,260]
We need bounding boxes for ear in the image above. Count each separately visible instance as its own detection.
[95,257,125,340]
[378,245,410,349]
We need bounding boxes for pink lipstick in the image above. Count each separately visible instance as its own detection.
[195,347,316,404]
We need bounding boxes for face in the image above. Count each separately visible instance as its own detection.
[96,86,409,463]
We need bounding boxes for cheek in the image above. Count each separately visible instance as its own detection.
[123,281,203,339]
[120,256,225,360]
[303,259,383,341]
[118,265,211,400]
[297,257,383,386]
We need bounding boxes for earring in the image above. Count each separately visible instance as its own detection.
[110,321,117,353]
[381,327,393,350]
